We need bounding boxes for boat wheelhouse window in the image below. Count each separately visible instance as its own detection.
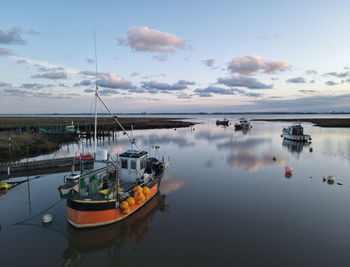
[121,159,128,169]
[140,157,146,169]
[130,160,136,169]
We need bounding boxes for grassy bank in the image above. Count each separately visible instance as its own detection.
[0,116,194,162]
[0,116,194,131]
[251,118,350,127]
[0,131,63,162]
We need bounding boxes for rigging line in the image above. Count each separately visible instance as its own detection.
[96,94,141,151]
[13,199,63,225]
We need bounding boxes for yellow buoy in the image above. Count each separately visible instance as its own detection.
[122,207,131,214]
[120,201,129,210]
[134,191,144,201]
[127,197,135,206]
[142,186,150,197]
[0,182,10,190]
[133,185,142,192]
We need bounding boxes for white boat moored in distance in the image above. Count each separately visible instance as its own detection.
[282,123,311,142]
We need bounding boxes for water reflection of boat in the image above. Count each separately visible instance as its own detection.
[234,118,251,130]
[216,118,229,126]
[282,139,310,155]
[62,193,168,266]
[282,123,311,142]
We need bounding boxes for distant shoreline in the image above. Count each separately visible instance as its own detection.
[251,118,350,127]
[1,112,350,116]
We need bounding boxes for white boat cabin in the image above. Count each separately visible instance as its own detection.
[119,149,148,183]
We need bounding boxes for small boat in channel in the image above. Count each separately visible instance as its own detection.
[234,118,251,130]
[282,123,311,142]
[216,118,229,126]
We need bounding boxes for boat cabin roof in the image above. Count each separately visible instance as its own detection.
[119,149,148,158]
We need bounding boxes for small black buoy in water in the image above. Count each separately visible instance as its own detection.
[272,156,276,161]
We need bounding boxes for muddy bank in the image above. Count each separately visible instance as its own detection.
[251,118,350,127]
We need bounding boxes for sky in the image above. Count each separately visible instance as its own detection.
[1,0,350,113]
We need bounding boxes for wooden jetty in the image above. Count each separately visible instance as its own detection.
[0,157,94,175]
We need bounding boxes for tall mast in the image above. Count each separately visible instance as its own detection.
[94,26,98,159]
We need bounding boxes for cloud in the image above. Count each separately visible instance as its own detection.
[194,86,263,98]
[20,83,54,90]
[79,70,104,77]
[325,80,337,86]
[0,27,26,45]
[131,72,139,77]
[86,58,95,64]
[324,71,349,78]
[16,59,26,64]
[298,89,318,93]
[141,80,195,93]
[0,47,13,56]
[2,88,77,99]
[286,77,306,83]
[31,72,68,79]
[74,79,93,87]
[37,66,65,72]
[58,83,68,88]
[202,58,216,68]
[84,88,95,93]
[98,73,135,90]
[116,26,186,53]
[152,54,168,61]
[0,82,11,87]
[305,70,317,75]
[26,29,40,36]
[230,93,350,112]
[177,93,193,99]
[227,55,290,76]
[217,76,273,89]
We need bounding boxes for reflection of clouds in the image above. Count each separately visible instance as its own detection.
[204,160,214,168]
[99,139,130,155]
[195,130,228,143]
[138,134,195,148]
[217,138,271,151]
[227,150,286,172]
[160,173,185,194]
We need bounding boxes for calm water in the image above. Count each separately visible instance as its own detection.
[2,115,350,266]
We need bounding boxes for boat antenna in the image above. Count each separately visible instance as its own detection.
[94,26,98,159]
[92,27,141,152]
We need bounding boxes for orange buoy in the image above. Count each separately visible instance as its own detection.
[134,190,144,201]
[122,207,131,214]
[127,197,135,206]
[120,201,129,210]
[142,186,150,197]
[133,185,142,192]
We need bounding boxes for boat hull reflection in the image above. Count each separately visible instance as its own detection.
[63,193,167,265]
